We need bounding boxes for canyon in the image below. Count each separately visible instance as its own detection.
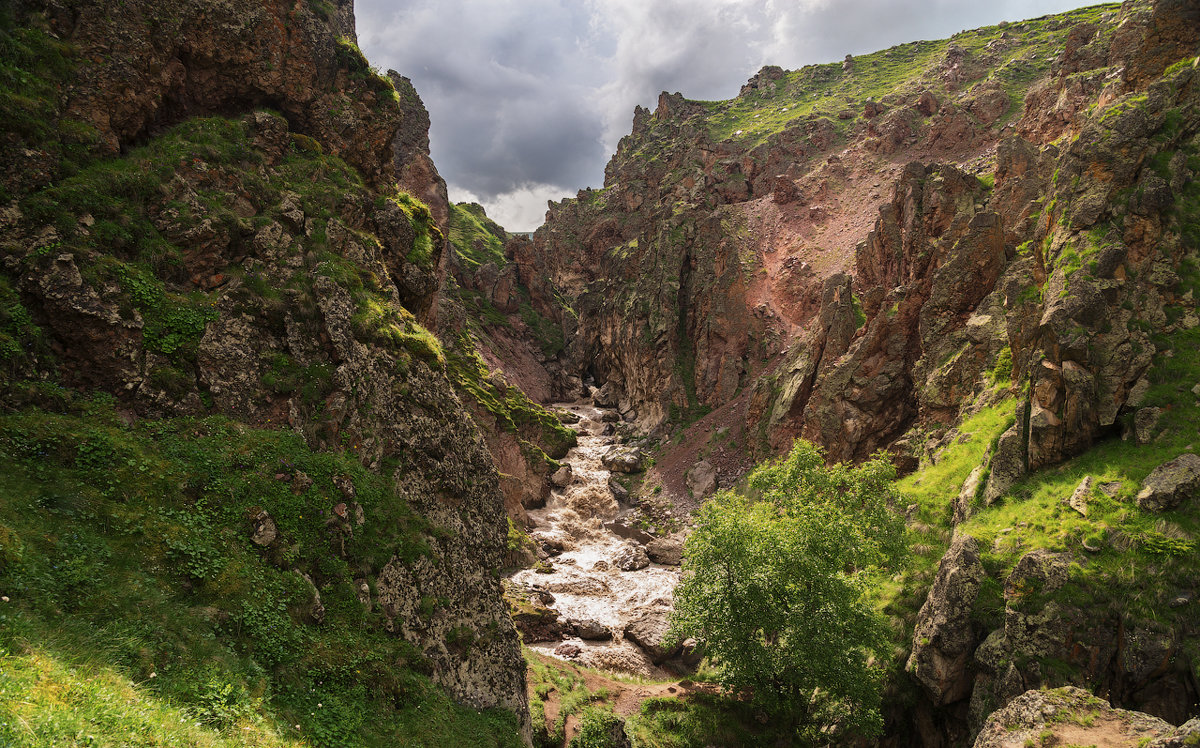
[1,0,1199,746]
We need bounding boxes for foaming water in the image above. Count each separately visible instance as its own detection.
[509,402,679,673]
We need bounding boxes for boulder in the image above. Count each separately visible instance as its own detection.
[571,619,612,641]
[972,687,1175,748]
[686,460,717,498]
[907,535,984,706]
[592,382,619,408]
[602,446,647,473]
[1147,718,1200,748]
[249,509,277,546]
[624,612,682,664]
[1064,475,1093,517]
[553,643,582,658]
[613,543,650,571]
[646,535,684,566]
[554,409,581,425]
[603,519,654,544]
[1136,453,1200,512]
[953,464,986,525]
[551,464,573,487]
[608,478,630,503]
[512,606,566,643]
[1134,406,1164,444]
[983,423,1025,505]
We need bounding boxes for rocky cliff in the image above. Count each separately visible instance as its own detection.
[500,0,1200,744]
[0,0,528,744]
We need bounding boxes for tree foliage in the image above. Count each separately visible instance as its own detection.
[669,440,906,739]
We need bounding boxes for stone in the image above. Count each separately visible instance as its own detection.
[624,612,682,664]
[603,519,654,545]
[554,409,581,425]
[553,643,582,658]
[1135,406,1164,445]
[608,478,630,503]
[972,687,1175,748]
[953,464,986,525]
[551,464,573,487]
[983,423,1025,505]
[646,535,684,566]
[613,543,650,571]
[685,460,717,498]
[771,175,801,204]
[1147,718,1200,748]
[1136,453,1200,512]
[601,446,647,473]
[915,89,939,116]
[592,382,620,408]
[249,509,277,546]
[907,535,984,706]
[571,619,612,641]
[1064,475,1092,517]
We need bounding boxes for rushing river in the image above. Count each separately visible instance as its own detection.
[508,401,683,677]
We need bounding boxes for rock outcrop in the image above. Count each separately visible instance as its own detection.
[0,0,529,737]
[972,687,1185,748]
[908,535,985,706]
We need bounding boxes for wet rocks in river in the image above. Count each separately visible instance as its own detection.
[608,477,630,503]
[551,464,574,487]
[604,518,655,544]
[646,535,684,566]
[571,618,613,640]
[553,642,582,658]
[513,606,568,643]
[554,409,582,424]
[601,446,646,473]
[614,543,650,571]
[624,611,682,664]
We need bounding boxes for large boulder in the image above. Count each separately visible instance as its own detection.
[1136,453,1200,512]
[907,534,985,705]
[570,619,613,641]
[602,446,647,473]
[624,612,682,664]
[972,687,1176,748]
[983,423,1025,505]
[551,464,574,487]
[646,535,684,566]
[686,460,717,497]
[613,543,650,571]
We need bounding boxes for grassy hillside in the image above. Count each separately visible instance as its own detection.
[0,395,521,748]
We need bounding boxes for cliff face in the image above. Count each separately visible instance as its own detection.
[498,0,1200,742]
[0,0,527,742]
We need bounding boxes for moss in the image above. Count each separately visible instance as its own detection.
[445,335,576,460]
[449,202,507,269]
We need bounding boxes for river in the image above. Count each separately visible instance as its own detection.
[508,401,685,677]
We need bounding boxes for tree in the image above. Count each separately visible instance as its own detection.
[669,440,906,739]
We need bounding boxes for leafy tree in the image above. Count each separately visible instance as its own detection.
[670,440,905,739]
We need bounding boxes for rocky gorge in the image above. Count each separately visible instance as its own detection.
[1,0,1200,745]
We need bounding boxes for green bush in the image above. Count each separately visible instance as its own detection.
[670,440,906,739]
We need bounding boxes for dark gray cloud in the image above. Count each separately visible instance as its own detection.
[357,0,1096,230]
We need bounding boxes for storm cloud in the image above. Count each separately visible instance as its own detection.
[358,0,1094,230]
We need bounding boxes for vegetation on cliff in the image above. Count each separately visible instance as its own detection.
[0,1,530,746]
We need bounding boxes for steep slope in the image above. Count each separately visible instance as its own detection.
[0,1,529,745]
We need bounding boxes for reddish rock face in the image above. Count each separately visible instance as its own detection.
[510,0,1200,484]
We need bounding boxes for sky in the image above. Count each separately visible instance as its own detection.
[357,0,1099,231]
